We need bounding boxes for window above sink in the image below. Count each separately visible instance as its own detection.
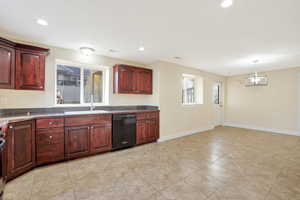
[55,59,109,107]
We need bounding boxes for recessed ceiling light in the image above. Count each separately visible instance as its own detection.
[109,49,118,53]
[138,46,145,51]
[80,47,95,56]
[36,19,48,26]
[173,56,182,60]
[221,0,233,8]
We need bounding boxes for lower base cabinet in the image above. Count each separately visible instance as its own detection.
[5,120,35,180]
[136,112,159,145]
[65,126,90,159]
[4,112,159,181]
[90,124,112,154]
[36,128,65,165]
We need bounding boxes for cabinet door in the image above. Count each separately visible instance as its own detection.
[136,120,147,145]
[118,66,134,93]
[0,44,15,89]
[15,50,45,90]
[90,124,112,154]
[65,126,90,159]
[36,128,65,165]
[143,70,152,94]
[6,120,35,179]
[147,119,158,141]
[136,70,152,94]
[136,119,158,145]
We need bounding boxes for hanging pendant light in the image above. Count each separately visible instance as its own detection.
[245,60,268,87]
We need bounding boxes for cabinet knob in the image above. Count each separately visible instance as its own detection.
[49,122,53,125]
[9,126,13,129]
[91,126,94,129]
[49,135,53,139]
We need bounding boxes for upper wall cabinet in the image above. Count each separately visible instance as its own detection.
[15,44,48,90]
[0,37,49,90]
[0,38,15,89]
[113,64,153,95]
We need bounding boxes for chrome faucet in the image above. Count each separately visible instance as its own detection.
[90,94,95,111]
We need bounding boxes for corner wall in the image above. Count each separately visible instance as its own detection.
[224,67,300,135]
[152,61,226,140]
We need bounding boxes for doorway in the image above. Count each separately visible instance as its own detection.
[213,82,224,126]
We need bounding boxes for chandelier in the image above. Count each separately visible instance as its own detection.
[245,72,268,87]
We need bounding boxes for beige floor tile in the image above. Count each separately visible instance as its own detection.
[5,126,300,200]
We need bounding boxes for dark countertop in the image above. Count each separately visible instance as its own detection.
[0,109,159,127]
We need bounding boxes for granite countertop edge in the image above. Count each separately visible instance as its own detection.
[0,109,159,127]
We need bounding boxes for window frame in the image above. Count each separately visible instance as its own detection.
[54,59,109,107]
[182,73,203,106]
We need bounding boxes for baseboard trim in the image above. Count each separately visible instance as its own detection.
[158,126,215,142]
[223,122,300,136]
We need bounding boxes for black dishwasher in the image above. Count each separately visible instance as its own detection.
[113,114,136,150]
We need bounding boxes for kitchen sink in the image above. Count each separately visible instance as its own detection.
[64,110,110,115]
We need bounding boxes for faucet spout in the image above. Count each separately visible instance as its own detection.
[90,94,95,111]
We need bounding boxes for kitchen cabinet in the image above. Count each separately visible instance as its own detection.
[2,111,158,181]
[136,111,159,145]
[0,38,15,89]
[5,120,35,180]
[65,126,90,159]
[113,64,153,94]
[90,124,112,154]
[15,44,48,90]
[0,37,49,91]
[65,114,112,159]
[36,118,65,165]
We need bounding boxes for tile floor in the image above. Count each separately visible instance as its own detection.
[4,126,300,200]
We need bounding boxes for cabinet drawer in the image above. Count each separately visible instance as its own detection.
[37,143,64,164]
[36,118,64,129]
[137,112,158,120]
[36,128,64,145]
[65,114,112,126]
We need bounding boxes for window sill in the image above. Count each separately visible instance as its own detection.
[182,103,203,107]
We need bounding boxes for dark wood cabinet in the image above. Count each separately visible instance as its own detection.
[36,118,65,165]
[15,45,48,90]
[90,124,112,154]
[136,111,159,145]
[0,37,49,91]
[2,111,158,181]
[114,64,153,94]
[65,114,112,158]
[115,65,134,93]
[5,120,35,179]
[65,126,90,159]
[0,38,15,89]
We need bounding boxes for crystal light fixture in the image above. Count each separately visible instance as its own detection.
[245,72,268,87]
[245,60,268,87]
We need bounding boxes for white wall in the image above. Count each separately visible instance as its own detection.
[0,38,159,108]
[225,67,300,135]
[152,61,226,140]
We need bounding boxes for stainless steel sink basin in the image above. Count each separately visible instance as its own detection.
[64,110,110,115]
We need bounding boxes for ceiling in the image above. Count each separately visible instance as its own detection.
[0,0,299,76]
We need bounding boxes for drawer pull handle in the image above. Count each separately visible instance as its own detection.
[49,122,53,125]
[122,141,128,144]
